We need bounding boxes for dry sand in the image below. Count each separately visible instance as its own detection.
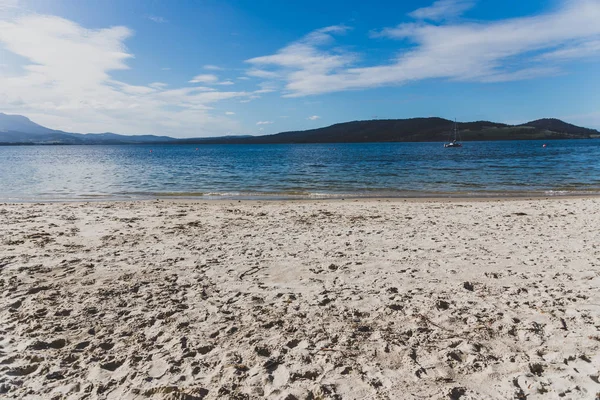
[1,198,599,399]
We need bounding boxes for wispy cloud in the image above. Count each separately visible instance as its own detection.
[225,111,235,115]
[246,69,281,79]
[256,120,273,125]
[246,0,600,97]
[408,0,475,21]
[247,25,354,74]
[190,73,235,86]
[203,64,222,70]
[146,15,167,23]
[254,81,277,94]
[149,82,168,89]
[189,74,219,84]
[0,0,19,11]
[245,24,354,88]
[536,39,600,60]
[475,67,563,83]
[240,94,261,103]
[308,115,320,120]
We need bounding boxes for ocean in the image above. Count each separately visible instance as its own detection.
[1,140,600,201]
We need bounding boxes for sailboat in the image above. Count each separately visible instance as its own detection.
[444,119,462,148]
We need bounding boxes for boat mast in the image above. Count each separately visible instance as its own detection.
[454,118,457,141]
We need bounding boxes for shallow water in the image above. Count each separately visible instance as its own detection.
[1,140,600,200]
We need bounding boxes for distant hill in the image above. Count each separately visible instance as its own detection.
[519,118,599,136]
[1,112,599,145]
[182,117,599,144]
[0,113,177,144]
[0,112,58,135]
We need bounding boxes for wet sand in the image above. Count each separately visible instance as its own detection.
[1,198,599,399]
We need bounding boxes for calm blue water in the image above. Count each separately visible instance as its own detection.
[1,141,600,201]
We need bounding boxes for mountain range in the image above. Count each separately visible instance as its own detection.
[1,112,599,145]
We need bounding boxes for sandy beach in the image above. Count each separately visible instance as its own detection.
[1,198,599,399]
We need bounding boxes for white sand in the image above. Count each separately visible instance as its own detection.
[1,198,599,399]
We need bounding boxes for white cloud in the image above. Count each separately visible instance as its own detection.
[0,0,19,10]
[189,74,219,84]
[247,25,354,73]
[168,86,215,93]
[146,15,167,23]
[240,94,261,103]
[190,73,235,86]
[0,0,20,16]
[149,82,168,89]
[408,0,475,21]
[110,81,156,95]
[308,115,320,120]
[537,39,600,60]
[246,69,281,79]
[237,76,250,80]
[256,120,273,125]
[475,67,563,82]
[254,81,278,94]
[246,1,600,97]
[0,15,133,83]
[158,88,248,104]
[225,111,235,115]
[0,14,255,136]
[203,64,222,70]
[161,67,171,71]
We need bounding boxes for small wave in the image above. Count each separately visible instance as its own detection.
[543,189,600,196]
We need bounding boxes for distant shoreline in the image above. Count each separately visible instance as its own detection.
[2,114,599,144]
[2,137,600,146]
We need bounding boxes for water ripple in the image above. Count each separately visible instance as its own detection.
[1,140,600,200]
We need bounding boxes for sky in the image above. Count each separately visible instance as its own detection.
[1,0,600,137]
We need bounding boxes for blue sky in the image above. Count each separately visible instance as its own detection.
[1,0,599,137]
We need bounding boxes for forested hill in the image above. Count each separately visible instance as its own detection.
[178,117,600,144]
